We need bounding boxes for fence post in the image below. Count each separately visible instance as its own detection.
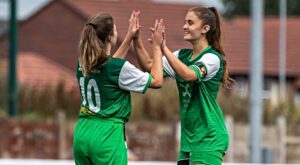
[176,121,181,152]
[57,111,67,159]
[225,115,234,162]
[277,116,286,163]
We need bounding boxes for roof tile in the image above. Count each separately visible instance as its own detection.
[0,52,78,91]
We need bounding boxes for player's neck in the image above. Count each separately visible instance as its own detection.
[191,39,209,58]
[105,44,112,55]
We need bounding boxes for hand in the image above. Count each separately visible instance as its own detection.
[151,19,165,47]
[127,10,141,39]
[161,28,167,50]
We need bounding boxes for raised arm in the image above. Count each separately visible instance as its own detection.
[113,11,139,58]
[162,45,197,82]
[133,36,153,72]
[148,19,164,88]
[132,12,153,72]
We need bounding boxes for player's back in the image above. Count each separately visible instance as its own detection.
[76,57,131,122]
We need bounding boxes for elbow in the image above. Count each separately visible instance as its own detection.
[156,80,163,88]
[141,63,152,72]
[150,78,163,88]
[139,60,152,72]
[145,60,153,72]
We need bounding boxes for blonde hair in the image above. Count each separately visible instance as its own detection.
[78,13,114,76]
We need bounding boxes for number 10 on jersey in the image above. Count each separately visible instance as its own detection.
[79,77,101,113]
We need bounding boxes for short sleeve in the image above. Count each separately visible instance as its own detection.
[163,50,180,78]
[118,61,152,93]
[189,53,220,82]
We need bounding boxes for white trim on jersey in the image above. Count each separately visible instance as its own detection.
[163,50,180,78]
[118,61,150,93]
[191,53,220,81]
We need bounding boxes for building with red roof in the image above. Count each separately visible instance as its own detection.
[0,0,300,106]
[0,52,77,91]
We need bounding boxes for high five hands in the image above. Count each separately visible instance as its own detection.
[128,10,166,51]
[128,10,141,39]
[150,19,165,48]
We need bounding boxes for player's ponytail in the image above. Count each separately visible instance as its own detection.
[78,13,114,76]
[189,6,234,88]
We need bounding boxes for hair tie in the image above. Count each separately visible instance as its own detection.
[208,7,215,11]
[86,23,96,29]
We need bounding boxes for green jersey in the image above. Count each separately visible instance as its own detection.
[76,56,152,122]
[163,46,229,152]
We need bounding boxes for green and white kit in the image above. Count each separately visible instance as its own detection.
[163,46,229,164]
[73,56,152,165]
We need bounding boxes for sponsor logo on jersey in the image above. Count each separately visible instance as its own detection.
[179,83,192,109]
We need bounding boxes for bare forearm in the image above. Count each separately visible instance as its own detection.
[149,46,163,88]
[163,46,197,81]
[113,34,132,58]
[133,37,153,72]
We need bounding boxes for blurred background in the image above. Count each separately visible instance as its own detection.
[0,0,300,164]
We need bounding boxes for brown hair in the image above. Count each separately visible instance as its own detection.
[189,6,233,87]
[78,13,114,76]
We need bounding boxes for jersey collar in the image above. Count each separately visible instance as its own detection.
[188,45,212,63]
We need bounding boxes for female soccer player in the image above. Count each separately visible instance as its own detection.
[73,11,165,165]
[134,7,231,165]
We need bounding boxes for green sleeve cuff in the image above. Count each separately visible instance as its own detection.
[142,74,153,93]
[189,65,202,82]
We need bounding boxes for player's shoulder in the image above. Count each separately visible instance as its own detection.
[178,48,192,57]
[76,60,83,76]
[109,56,126,65]
[101,57,129,77]
[104,56,127,69]
[206,48,222,59]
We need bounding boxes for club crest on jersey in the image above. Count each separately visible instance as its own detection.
[199,65,207,77]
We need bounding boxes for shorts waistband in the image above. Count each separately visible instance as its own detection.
[79,107,124,124]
